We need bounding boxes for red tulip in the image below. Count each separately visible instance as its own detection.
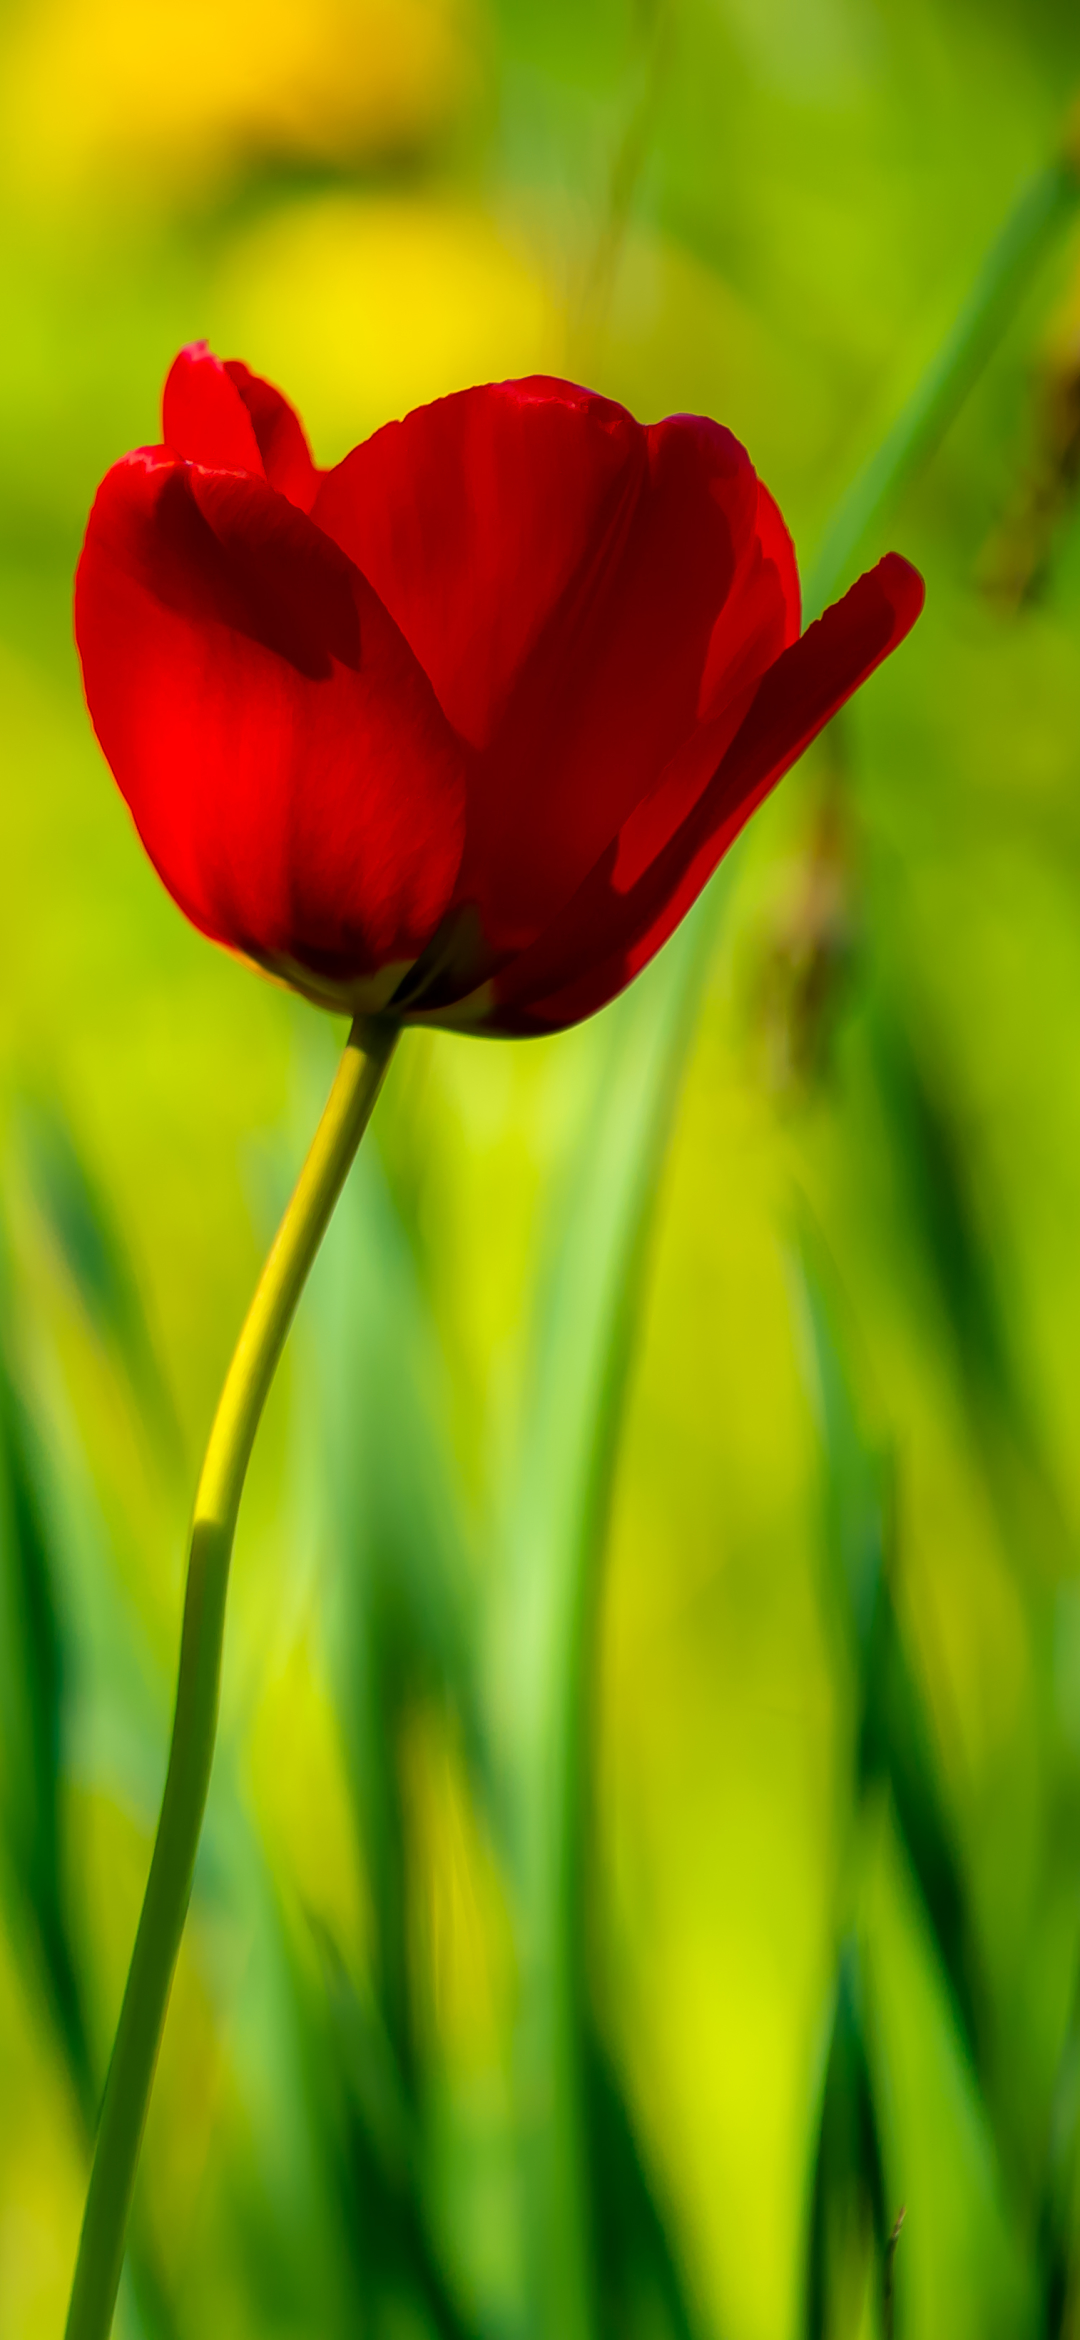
[76,343,923,1035]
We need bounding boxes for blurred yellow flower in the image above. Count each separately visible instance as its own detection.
[211,192,566,452]
[1,0,476,201]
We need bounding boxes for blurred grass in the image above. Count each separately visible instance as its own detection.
[6,1,1080,2336]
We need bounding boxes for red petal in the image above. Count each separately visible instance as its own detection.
[314,381,798,956]
[162,343,265,477]
[75,450,466,992]
[314,378,643,752]
[224,359,320,513]
[161,343,319,512]
[471,552,924,1033]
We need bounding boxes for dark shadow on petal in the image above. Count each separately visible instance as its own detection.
[387,901,497,1012]
[119,464,362,679]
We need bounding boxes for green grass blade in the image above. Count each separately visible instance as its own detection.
[586,2020,703,2340]
[794,1228,982,2068]
[501,859,741,2340]
[309,1924,485,2340]
[307,1135,485,2081]
[0,1298,95,2124]
[806,153,1080,617]
[794,1220,887,1672]
[804,1939,888,2340]
[18,1091,183,1471]
[0,1229,183,2340]
[865,1604,982,2069]
[868,998,1070,1584]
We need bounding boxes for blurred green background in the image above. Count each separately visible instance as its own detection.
[4,1,1080,2335]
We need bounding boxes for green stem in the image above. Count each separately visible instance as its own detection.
[64,1014,398,2340]
[805,151,1080,619]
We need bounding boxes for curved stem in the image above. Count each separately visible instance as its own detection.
[64,1014,398,2340]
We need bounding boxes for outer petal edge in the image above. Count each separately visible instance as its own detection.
[456,552,924,1035]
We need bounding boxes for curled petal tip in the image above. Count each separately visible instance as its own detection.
[870,547,926,625]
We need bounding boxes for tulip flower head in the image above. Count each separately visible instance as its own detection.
[76,344,923,1035]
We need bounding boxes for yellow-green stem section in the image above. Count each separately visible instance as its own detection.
[64,1015,398,2340]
